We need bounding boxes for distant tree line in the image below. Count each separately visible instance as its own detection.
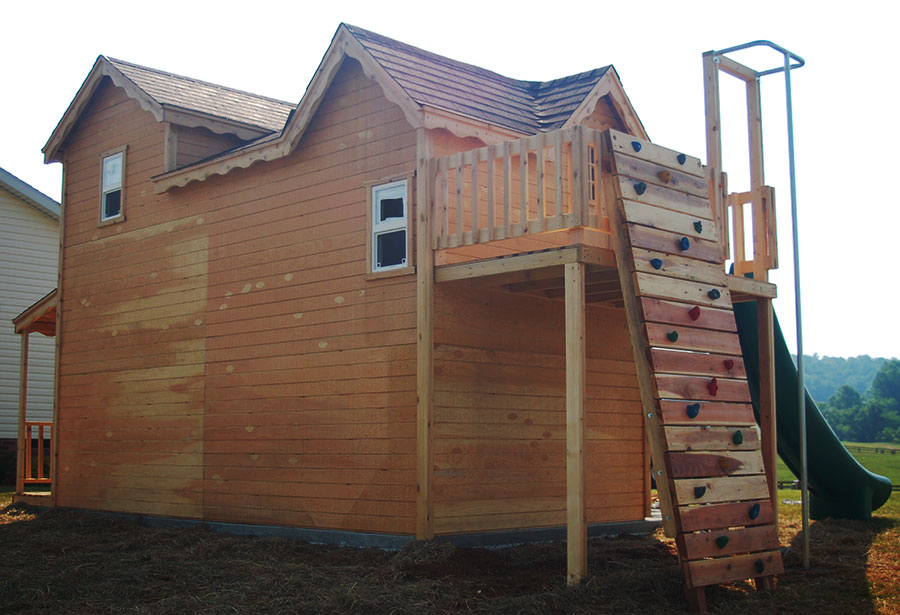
[800,354,887,402]
[820,360,900,444]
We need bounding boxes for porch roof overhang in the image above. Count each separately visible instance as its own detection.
[13,288,58,336]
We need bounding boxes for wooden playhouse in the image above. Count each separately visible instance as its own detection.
[18,24,789,611]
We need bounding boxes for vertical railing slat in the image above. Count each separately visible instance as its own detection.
[455,154,464,247]
[503,141,511,237]
[555,130,563,228]
[520,140,529,231]
[487,145,495,241]
[535,133,544,233]
[471,150,479,243]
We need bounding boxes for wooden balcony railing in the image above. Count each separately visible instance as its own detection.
[429,126,607,250]
[23,421,52,486]
[428,126,778,283]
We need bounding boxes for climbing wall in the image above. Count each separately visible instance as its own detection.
[602,129,783,610]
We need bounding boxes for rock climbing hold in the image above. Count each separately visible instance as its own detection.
[688,306,701,321]
[677,153,687,165]
[749,502,761,520]
[650,258,663,270]
[657,170,672,183]
[723,359,735,370]
[694,486,707,499]
[707,377,719,396]
[631,141,642,152]
[755,559,765,574]
[733,430,744,445]
[715,535,730,549]
[667,330,679,342]
[634,181,647,195]
[679,236,690,251]
[707,288,721,300]
[693,220,703,233]
[686,403,700,418]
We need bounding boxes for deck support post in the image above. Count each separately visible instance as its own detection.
[564,261,586,585]
[416,128,435,539]
[16,332,29,495]
[757,298,778,518]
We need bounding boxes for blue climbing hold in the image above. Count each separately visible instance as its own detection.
[631,141,642,152]
[686,403,700,418]
[677,153,687,165]
[755,559,765,574]
[694,221,703,233]
[679,236,690,251]
[733,430,744,445]
[634,181,647,195]
[694,486,707,499]
[650,258,663,270]
[707,288,721,300]
[749,502,761,520]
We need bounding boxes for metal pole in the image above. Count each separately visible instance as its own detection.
[783,52,810,570]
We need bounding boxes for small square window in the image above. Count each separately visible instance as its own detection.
[100,148,125,222]
[371,180,408,273]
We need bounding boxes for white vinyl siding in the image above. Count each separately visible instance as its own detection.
[0,189,59,439]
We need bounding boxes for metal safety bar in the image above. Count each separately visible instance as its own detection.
[710,40,808,569]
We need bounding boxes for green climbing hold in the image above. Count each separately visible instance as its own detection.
[686,403,700,418]
[631,141,642,152]
[755,559,765,574]
[733,430,744,445]
[694,486,707,499]
[715,535,729,549]
[693,220,703,233]
[707,288,721,300]
[667,330,679,342]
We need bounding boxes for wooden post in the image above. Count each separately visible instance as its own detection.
[757,298,778,519]
[416,128,435,539]
[16,332,29,495]
[565,261,587,585]
[746,74,766,282]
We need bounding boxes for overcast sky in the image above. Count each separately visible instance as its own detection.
[2,1,897,359]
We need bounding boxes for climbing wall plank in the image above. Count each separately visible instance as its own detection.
[603,128,782,603]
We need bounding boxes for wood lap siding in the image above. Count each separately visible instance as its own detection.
[433,285,645,534]
[57,80,206,518]
[57,59,419,532]
[175,126,244,168]
[197,57,417,534]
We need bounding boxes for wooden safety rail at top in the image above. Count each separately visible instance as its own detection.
[603,129,782,613]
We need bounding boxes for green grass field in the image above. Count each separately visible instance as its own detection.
[776,441,900,487]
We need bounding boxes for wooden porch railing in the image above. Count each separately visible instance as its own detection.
[429,126,607,250]
[23,421,52,486]
[428,126,778,283]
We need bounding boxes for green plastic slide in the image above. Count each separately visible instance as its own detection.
[733,302,892,520]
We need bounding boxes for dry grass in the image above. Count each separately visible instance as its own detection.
[0,491,897,614]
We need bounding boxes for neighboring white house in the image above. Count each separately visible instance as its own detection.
[0,167,59,444]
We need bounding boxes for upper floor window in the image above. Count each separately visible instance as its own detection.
[371,179,408,272]
[100,147,126,223]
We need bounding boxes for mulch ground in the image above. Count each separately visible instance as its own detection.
[0,503,896,614]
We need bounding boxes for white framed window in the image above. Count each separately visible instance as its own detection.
[100,147,126,223]
[371,179,408,272]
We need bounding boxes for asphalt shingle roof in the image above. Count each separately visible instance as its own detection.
[344,24,612,134]
[108,58,294,132]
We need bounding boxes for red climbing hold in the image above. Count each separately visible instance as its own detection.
[723,359,735,370]
[688,306,701,321]
[707,378,719,396]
